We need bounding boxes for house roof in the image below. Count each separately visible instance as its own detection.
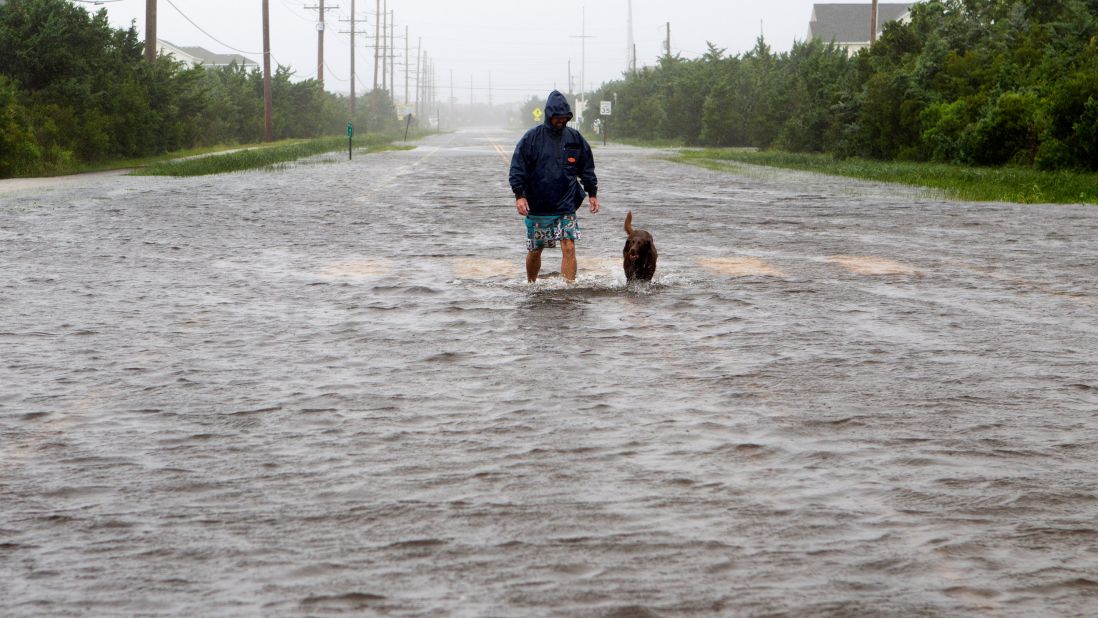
[159,39,258,67]
[808,3,915,43]
[156,40,202,66]
[178,45,258,67]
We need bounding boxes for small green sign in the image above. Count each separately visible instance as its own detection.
[347,122,354,137]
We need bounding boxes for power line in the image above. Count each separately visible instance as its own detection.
[163,0,261,55]
[323,61,349,82]
[276,0,313,22]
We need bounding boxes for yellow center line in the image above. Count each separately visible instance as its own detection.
[490,141,510,165]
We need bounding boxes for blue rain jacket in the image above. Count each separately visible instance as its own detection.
[509,90,598,216]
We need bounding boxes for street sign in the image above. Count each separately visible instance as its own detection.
[600,101,612,116]
[347,122,353,137]
[533,107,543,122]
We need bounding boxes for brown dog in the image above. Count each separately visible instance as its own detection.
[623,210,658,281]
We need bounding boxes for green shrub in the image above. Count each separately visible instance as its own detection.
[967,91,1043,165]
[0,75,40,176]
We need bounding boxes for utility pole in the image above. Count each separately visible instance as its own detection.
[372,0,380,91]
[145,0,157,63]
[339,1,367,119]
[350,0,356,119]
[380,2,387,92]
[404,26,410,105]
[316,0,326,87]
[870,0,879,44]
[665,22,671,57]
[414,39,422,119]
[581,8,586,99]
[305,0,339,87]
[262,0,273,141]
[389,8,395,98]
[569,8,593,99]
[626,0,634,74]
[423,54,430,119]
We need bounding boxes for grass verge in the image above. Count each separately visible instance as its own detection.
[609,136,687,149]
[674,149,1098,205]
[131,135,410,177]
[9,143,272,178]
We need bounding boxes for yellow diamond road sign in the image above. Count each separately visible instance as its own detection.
[533,107,543,122]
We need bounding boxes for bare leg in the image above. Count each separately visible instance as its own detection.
[526,249,542,282]
[560,239,577,282]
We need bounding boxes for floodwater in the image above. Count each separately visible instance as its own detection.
[2,128,1097,616]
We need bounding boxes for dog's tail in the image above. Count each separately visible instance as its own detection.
[624,210,634,235]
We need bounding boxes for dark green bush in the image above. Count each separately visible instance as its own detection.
[584,0,1098,172]
[0,0,398,177]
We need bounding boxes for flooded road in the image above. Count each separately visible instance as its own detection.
[2,128,1097,616]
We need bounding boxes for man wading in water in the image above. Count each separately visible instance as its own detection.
[509,90,600,282]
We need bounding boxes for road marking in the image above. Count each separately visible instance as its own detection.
[698,257,785,277]
[490,141,510,164]
[452,257,624,280]
[581,257,621,273]
[318,260,390,278]
[452,259,514,279]
[829,256,920,276]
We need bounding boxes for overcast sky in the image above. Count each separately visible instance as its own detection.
[93,0,836,105]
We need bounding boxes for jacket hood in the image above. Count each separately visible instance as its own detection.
[543,90,573,126]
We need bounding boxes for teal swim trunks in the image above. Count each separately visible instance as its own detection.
[525,213,581,251]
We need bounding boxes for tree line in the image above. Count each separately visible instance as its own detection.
[584,0,1098,171]
[0,0,399,178]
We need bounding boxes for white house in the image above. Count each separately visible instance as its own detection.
[807,3,916,54]
[157,40,259,70]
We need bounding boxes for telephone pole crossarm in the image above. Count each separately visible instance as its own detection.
[304,2,339,86]
[569,8,594,97]
[338,1,369,119]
